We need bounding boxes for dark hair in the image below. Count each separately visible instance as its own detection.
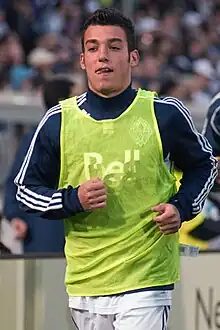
[81,8,136,52]
[43,77,74,110]
[159,77,178,96]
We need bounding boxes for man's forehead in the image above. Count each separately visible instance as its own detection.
[84,25,127,43]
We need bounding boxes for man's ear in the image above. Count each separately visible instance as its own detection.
[130,50,140,68]
[80,53,86,70]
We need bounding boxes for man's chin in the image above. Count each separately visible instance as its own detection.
[98,85,116,97]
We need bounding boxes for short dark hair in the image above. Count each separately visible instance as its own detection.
[159,77,178,96]
[81,8,136,52]
[43,77,74,110]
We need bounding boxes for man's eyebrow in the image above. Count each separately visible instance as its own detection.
[108,38,123,43]
[85,38,123,45]
[85,39,98,45]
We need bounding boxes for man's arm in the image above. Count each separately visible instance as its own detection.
[14,105,107,219]
[14,105,83,219]
[3,131,34,222]
[3,130,35,239]
[203,92,220,157]
[164,97,218,222]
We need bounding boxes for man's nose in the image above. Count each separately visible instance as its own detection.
[98,46,109,62]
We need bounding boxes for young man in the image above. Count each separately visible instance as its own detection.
[203,92,220,157]
[3,77,74,253]
[14,8,217,329]
[198,92,220,249]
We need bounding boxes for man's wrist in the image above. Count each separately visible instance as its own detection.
[168,199,184,223]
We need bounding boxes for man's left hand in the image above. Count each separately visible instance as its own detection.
[152,203,181,235]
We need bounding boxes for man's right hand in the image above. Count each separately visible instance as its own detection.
[11,218,28,240]
[78,177,107,211]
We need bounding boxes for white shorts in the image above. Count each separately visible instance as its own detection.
[70,305,170,330]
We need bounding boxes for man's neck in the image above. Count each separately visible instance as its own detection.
[89,85,131,99]
[85,85,137,120]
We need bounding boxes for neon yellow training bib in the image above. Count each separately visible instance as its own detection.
[59,89,180,296]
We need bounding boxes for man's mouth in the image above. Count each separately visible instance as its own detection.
[96,68,113,74]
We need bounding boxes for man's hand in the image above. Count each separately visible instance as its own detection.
[11,218,28,240]
[78,177,107,211]
[152,203,181,235]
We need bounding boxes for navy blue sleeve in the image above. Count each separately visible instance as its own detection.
[14,105,83,220]
[159,97,217,222]
[203,92,220,157]
[3,130,35,221]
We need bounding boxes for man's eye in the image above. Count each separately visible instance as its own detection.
[110,46,120,50]
[88,47,96,52]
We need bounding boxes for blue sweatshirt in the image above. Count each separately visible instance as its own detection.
[14,86,217,224]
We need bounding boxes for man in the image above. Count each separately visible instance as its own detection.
[179,92,220,251]
[202,92,220,156]
[196,91,220,250]
[3,77,74,253]
[14,8,217,330]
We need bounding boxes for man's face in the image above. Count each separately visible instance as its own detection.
[80,25,139,97]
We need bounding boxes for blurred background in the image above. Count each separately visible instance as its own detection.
[0,1,220,329]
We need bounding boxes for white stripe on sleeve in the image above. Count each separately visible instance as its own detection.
[14,105,63,212]
[156,97,218,214]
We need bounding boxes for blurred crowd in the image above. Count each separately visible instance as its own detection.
[0,0,86,95]
[132,0,220,105]
[0,0,219,104]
